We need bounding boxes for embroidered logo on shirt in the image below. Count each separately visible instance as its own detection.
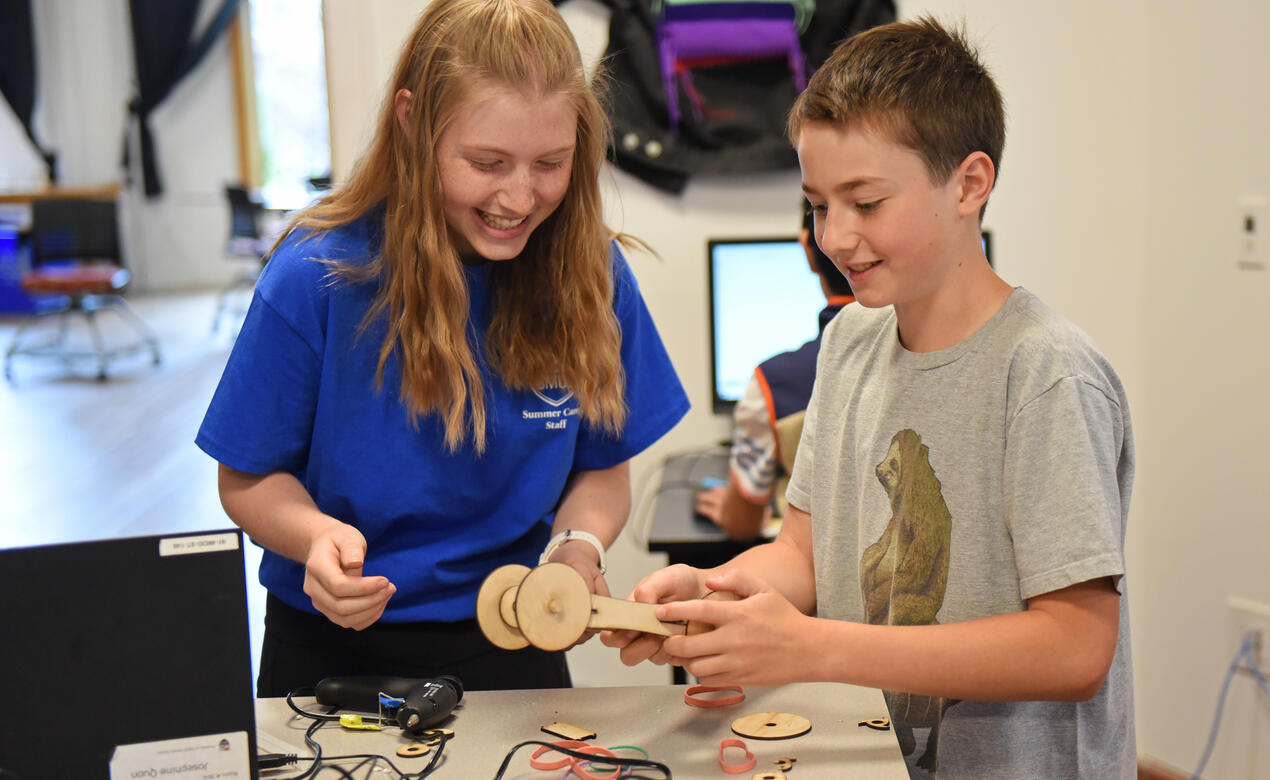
[523,386,580,430]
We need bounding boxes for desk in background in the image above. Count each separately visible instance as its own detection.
[646,451,761,571]
[257,682,908,779]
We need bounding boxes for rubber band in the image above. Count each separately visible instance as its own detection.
[717,738,756,774]
[559,745,620,780]
[530,740,592,770]
[684,684,745,708]
[572,745,651,780]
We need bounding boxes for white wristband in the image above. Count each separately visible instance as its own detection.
[539,529,607,575]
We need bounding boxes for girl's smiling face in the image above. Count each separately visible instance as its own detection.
[435,82,577,262]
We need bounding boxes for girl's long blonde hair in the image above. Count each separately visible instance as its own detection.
[275,0,626,454]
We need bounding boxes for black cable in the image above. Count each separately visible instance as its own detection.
[277,687,450,780]
[491,740,671,780]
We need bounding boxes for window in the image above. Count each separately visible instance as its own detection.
[231,0,330,210]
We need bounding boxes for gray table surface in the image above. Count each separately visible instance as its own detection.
[256,682,908,779]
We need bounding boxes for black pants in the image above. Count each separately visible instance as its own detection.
[257,594,571,697]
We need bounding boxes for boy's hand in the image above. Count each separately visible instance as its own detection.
[600,564,706,666]
[657,567,809,686]
[303,522,395,631]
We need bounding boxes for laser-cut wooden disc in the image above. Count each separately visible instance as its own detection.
[476,564,530,649]
[731,712,812,740]
[515,562,592,652]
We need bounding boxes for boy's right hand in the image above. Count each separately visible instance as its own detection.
[302,522,396,630]
[600,564,706,666]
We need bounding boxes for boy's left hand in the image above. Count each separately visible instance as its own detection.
[657,567,811,686]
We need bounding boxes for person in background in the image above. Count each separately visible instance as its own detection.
[196,0,689,696]
[695,207,854,540]
[605,17,1135,778]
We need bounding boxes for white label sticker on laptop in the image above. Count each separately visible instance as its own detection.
[109,730,250,779]
[159,532,240,557]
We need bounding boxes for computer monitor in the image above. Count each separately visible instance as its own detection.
[707,231,994,415]
[708,237,823,415]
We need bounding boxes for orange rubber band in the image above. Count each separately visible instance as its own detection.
[717,738,756,774]
[684,684,745,708]
[530,740,591,770]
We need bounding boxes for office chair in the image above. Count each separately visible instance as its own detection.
[211,185,271,334]
[3,198,161,381]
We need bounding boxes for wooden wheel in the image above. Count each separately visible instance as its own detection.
[476,564,530,650]
[514,562,592,652]
[731,712,812,740]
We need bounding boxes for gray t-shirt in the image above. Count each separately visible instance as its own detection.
[786,288,1135,779]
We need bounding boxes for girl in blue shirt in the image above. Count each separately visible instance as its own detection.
[197,0,688,696]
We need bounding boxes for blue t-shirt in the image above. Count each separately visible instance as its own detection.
[196,215,689,622]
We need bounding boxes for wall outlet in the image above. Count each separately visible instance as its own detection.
[1227,595,1270,675]
[1236,196,1268,271]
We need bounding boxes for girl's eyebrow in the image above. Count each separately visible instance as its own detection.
[461,143,575,157]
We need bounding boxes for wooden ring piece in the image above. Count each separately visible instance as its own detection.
[515,562,592,652]
[752,774,786,780]
[731,712,812,740]
[718,738,756,774]
[395,743,430,758]
[858,717,891,730]
[476,564,531,650]
[684,684,746,708]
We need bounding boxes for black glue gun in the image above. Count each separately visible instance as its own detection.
[314,675,463,734]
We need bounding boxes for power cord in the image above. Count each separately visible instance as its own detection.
[272,688,450,780]
[1190,629,1270,779]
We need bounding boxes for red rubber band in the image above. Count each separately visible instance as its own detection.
[684,684,745,708]
[717,738,756,774]
[530,740,591,770]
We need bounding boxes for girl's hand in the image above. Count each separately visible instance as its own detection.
[302,522,395,630]
[543,537,609,646]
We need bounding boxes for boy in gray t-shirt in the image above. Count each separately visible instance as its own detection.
[603,16,1135,779]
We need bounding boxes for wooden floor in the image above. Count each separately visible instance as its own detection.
[0,288,267,669]
[0,289,243,545]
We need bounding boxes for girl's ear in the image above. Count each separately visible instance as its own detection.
[394,89,413,131]
[955,151,994,218]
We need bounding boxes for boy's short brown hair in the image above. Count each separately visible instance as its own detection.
[789,16,1005,194]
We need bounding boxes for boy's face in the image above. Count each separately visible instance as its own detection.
[797,121,964,313]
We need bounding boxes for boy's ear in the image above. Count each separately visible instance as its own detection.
[394,89,413,131]
[798,227,818,274]
[955,151,995,218]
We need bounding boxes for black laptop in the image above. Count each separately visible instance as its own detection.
[0,529,257,779]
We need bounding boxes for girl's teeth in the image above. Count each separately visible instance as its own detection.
[481,212,524,230]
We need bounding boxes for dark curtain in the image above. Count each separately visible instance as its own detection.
[125,0,242,197]
[0,0,58,183]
